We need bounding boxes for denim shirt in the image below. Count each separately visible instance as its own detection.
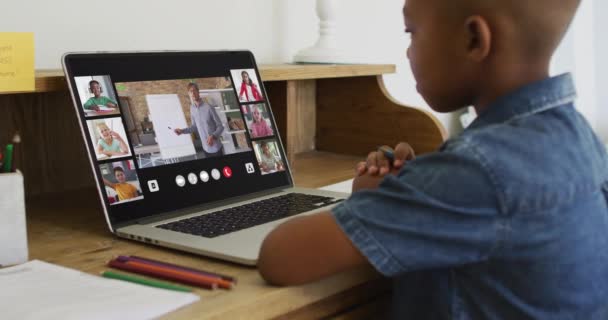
[332,74,608,319]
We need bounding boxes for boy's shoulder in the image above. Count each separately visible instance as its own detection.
[441,104,608,213]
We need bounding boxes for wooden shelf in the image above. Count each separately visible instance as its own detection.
[260,64,395,82]
[8,64,396,95]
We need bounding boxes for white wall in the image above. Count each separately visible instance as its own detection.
[280,0,463,137]
[2,0,605,141]
[595,1,608,142]
[551,0,598,133]
[0,0,282,67]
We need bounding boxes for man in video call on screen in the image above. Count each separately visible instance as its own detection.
[174,82,225,157]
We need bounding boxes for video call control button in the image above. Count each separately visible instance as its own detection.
[175,175,186,187]
[223,166,233,178]
[245,162,255,174]
[147,180,159,192]
[188,173,198,185]
[211,169,221,181]
[200,170,210,183]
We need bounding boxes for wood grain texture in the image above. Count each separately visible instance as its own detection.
[286,80,317,167]
[316,76,447,156]
[265,80,318,169]
[265,81,288,153]
[26,189,389,320]
[292,151,360,189]
[0,91,94,198]
[260,64,395,82]
[1,64,395,95]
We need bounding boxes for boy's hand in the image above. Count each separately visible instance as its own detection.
[356,142,415,177]
[352,173,385,193]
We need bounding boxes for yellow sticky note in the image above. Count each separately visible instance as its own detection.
[0,32,35,93]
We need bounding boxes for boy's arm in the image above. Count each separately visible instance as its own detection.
[258,211,372,286]
[105,97,118,108]
[103,177,116,189]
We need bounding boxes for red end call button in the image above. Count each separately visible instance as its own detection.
[222,166,233,178]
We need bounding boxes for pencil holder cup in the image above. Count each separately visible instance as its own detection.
[0,170,28,266]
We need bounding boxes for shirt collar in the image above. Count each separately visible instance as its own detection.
[468,73,576,130]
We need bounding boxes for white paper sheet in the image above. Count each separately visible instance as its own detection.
[0,260,199,320]
[319,179,353,194]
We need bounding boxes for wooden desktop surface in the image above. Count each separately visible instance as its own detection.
[27,151,391,320]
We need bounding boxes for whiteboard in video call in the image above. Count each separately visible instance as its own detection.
[146,94,196,160]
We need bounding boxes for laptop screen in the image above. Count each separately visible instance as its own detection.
[63,51,292,227]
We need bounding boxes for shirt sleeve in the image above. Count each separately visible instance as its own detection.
[83,98,95,109]
[104,96,118,105]
[264,120,273,136]
[182,120,197,135]
[210,107,225,138]
[331,141,502,276]
[182,125,195,135]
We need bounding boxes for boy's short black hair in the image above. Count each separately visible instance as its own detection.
[113,166,125,174]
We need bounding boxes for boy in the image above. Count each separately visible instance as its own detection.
[103,167,138,201]
[83,80,118,111]
[258,0,608,319]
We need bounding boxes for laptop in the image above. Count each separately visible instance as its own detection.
[62,51,348,265]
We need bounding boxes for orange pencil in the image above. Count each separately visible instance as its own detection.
[124,259,234,289]
[110,258,234,289]
[108,259,218,290]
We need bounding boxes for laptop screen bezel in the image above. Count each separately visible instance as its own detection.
[62,51,295,231]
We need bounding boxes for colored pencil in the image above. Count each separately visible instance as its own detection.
[3,144,13,173]
[377,146,395,162]
[108,259,219,290]
[101,270,193,292]
[127,255,237,283]
[119,258,234,289]
[110,258,234,290]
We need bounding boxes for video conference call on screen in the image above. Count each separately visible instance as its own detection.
[72,62,289,221]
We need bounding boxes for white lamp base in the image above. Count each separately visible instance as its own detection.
[294,46,355,64]
[293,0,367,64]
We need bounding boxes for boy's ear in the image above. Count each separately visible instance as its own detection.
[465,15,492,62]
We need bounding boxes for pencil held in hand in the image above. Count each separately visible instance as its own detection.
[377,146,395,163]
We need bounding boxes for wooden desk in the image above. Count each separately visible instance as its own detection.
[3,64,446,319]
[27,158,391,320]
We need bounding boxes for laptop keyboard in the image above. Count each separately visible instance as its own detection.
[156,193,343,238]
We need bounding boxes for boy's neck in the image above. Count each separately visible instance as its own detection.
[473,60,550,114]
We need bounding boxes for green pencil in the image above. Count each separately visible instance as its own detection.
[101,270,193,292]
[3,144,13,173]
